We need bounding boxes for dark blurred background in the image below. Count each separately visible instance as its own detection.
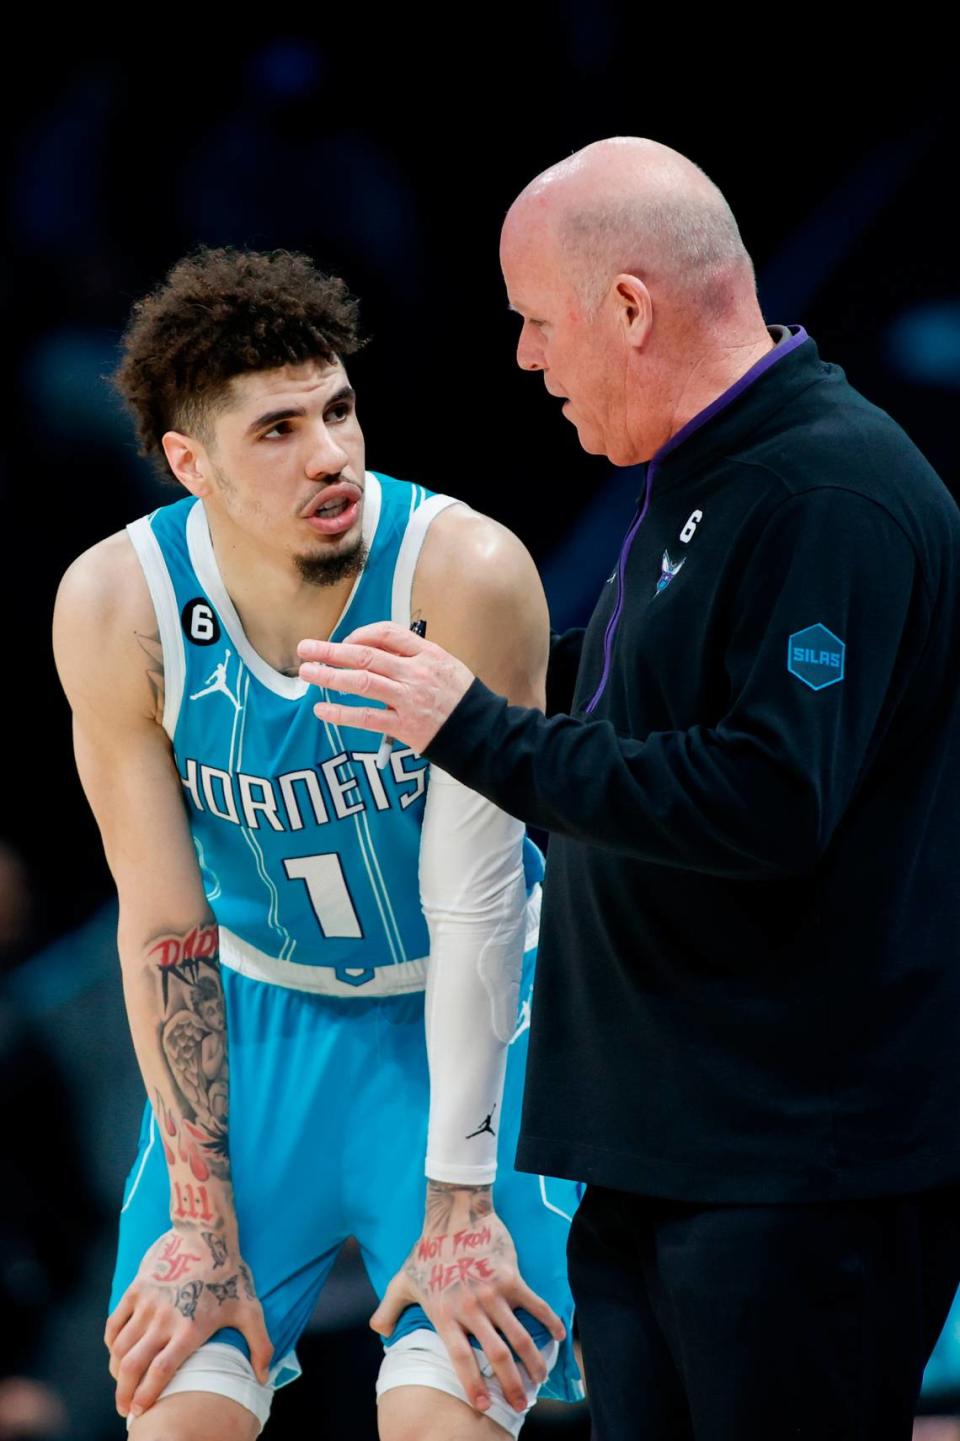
[1,25,957,1440]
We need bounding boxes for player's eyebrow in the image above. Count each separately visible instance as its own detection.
[325,384,356,409]
[245,387,355,436]
[246,405,306,435]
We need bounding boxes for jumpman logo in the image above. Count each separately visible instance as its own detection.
[190,650,242,711]
[465,1104,497,1140]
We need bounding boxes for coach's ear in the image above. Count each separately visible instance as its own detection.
[161,430,212,497]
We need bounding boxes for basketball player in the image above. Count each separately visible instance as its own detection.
[52,248,580,1440]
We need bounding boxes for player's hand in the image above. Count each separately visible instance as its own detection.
[298,623,475,753]
[104,1225,272,1420]
[370,1182,565,1415]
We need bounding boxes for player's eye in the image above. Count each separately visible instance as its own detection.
[326,402,353,424]
[262,421,292,439]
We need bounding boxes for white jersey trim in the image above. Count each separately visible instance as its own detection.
[120,1112,156,1215]
[218,925,428,997]
[126,516,186,740]
[216,882,539,1000]
[391,492,464,626]
[524,880,541,953]
[185,473,383,702]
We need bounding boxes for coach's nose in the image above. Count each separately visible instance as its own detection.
[516,318,545,372]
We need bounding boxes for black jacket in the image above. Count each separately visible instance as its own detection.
[426,331,960,1202]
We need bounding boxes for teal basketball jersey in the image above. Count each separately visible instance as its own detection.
[118,472,582,1405]
[128,471,463,996]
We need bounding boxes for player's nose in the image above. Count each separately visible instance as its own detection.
[305,423,350,478]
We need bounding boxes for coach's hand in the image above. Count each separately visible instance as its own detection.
[105,1225,272,1419]
[298,623,474,753]
[370,1182,565,1415]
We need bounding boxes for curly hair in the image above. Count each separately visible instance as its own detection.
[113,247,364,470]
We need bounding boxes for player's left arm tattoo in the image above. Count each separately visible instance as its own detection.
[130,919,247,1323]
[148,921,230,1182]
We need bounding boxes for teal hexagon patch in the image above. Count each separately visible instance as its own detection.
[788,624,845,691]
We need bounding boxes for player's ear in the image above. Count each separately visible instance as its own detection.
[162,431,212,496]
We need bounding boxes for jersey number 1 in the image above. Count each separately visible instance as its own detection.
[283,854,362,938]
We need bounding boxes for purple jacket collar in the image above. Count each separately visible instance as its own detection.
[655,325,809,465]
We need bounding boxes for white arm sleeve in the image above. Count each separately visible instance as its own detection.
[420,764,528,1185]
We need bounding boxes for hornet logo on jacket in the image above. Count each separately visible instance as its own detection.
[655,551,685,596]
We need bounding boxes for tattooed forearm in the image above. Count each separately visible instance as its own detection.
[148,921,230,1183]
[158,1092,224,1190]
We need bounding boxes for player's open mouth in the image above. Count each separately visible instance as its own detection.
[302,482,362,537]
[318,497,349,517]
[305,499,360,536]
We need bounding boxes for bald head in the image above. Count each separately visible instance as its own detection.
[504,137,754,317]
[501,138,774,464]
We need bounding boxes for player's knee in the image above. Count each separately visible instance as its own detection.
[128,1391,260,1441]
[378,1386,508,1441]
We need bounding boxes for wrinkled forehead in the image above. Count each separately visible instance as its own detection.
[500,203,580,313]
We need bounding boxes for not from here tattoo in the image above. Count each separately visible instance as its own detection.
[415,1222,499,1293]
[404,1183,514,1302]
[372,1178,563,1416]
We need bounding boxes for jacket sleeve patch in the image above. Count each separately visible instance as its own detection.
[787,624,845,691]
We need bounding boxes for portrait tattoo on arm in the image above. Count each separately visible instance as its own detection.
[148,922,230,1182]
